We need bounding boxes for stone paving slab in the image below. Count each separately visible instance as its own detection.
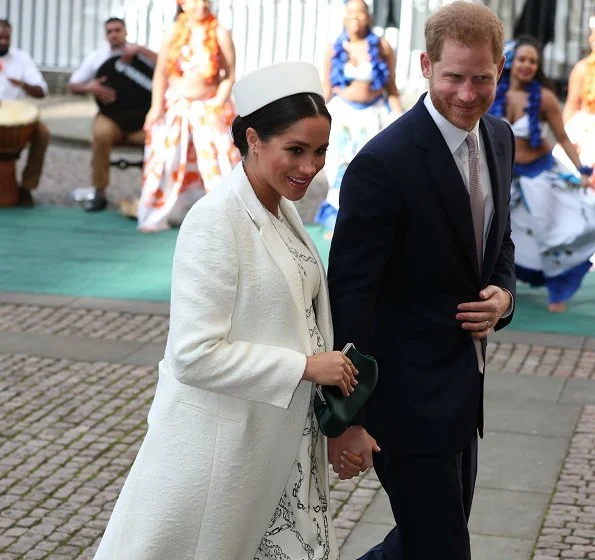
[471,535,535,560]
[0,332,150,365]
[483,399,580,437]
[0,304,169,342]
[560,379,595,405]
[477,431,571,494]
[4,300,595,377]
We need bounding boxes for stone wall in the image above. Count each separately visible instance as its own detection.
[42,71,73,95]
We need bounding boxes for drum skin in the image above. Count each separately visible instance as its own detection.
[95,54,154,132]
[0,99,37,155]
[0,100,38,206]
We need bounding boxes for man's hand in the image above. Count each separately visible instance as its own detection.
[328,426,381,479]
[456,285,512,339]
[120,44,140,64]
[88,77,117,104]
[8,77,23,88]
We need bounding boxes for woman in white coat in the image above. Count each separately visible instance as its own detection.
[94,61,375,560]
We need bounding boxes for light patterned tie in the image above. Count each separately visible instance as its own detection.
[465,132,485,372]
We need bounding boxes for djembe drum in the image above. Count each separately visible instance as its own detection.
[95,54,154,132]
[0,99,39,207]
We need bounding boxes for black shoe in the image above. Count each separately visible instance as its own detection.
[81,191,108,212]
[17,187,35,207]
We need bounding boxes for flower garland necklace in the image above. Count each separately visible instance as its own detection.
[329,30,389,92]
[166,12,220,82]
[489,71,543,149]
[582,52,595,113]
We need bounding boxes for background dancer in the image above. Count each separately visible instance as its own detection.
[562,17,595,189]
[315,0,403,237]
[489,36,595,312]
[134,0,240,232]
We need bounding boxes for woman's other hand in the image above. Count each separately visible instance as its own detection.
[144,106,164,131]
[303,351,358,397]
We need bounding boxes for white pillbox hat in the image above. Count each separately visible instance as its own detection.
[232,61,325,117]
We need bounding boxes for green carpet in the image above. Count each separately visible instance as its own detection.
[1,206,594,336]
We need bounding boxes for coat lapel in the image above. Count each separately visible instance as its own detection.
[231,165,313,353]
[413,98,479,277]
[279,198,334,351]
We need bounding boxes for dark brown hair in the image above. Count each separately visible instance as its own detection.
[232,93,331,157]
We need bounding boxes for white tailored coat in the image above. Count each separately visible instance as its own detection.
[93,163,334,560]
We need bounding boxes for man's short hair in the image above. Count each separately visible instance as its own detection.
[0,19,11,29]
[105,17,125,28]
[425,1,504,64]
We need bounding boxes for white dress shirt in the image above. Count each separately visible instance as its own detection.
[69,43,127,85]
[0,48,48,100]
[424,93,494,248]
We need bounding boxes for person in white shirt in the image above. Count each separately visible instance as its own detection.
[0,19,50,206]
[69,17,157,211]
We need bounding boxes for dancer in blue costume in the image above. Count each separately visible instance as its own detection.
[489,36,595,312]
[315,0,403,236]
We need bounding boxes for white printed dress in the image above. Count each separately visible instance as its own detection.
[255,209,339,560]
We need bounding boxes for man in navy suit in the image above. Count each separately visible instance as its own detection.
[327,2,516,558]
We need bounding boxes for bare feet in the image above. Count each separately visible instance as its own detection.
[548,302,567,313]
[119,199,138,219]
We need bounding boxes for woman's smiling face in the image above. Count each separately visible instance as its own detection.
[246,115,331,204]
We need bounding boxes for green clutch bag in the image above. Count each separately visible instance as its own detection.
[314,343,379,438]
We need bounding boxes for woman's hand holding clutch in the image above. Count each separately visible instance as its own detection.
[303,352,358,397]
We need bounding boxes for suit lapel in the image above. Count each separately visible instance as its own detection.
[413,99,479,277]
[480,117,504,283]
[231,165,313,353]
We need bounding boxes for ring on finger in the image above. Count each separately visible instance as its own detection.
[485,320,490,329]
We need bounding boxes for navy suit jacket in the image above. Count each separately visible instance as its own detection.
[328,94,516,455]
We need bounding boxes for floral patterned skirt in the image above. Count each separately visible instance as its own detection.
[138,92,240,232]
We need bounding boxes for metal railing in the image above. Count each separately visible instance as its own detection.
[1,0,593,91]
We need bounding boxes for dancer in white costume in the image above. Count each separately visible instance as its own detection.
[489,36,595,313]
[316,0,402,235]
[560,19,595,189]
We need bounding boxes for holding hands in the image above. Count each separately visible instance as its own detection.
[328,426,381,480]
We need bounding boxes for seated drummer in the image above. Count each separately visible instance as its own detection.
[69,17,157,211]
[0,19,50,207]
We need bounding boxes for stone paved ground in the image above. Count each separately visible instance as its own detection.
[0,350,380,558]
[533,406,595,559]
[1,301,595,558]
[0,304,169,343]
[3,302,595,376]
[0,301,381,558]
